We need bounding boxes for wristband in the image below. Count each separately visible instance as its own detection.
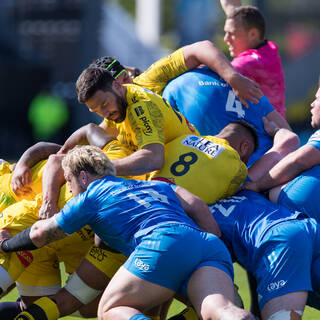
[1,227,38,252]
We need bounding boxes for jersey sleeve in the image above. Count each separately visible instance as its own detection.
[127,100,165,148]
[134,48,187,95]
[54,193,92,235]
[260,95,275,116]
[307,130,320,151]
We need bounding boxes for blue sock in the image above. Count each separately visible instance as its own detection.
[0,301,21,319]
[129,313,151,320]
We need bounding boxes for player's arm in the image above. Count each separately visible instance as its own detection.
[58,123,115,155]
[0,217,67,253]
[245,144,320,193]
[183,40,262,106]
[174,186,221,237]
[11,142,61,196]
[220,0,241,16]
[248,112,300,181]
[112,143,164,176]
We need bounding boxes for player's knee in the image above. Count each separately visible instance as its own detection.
[65,272,102,305]
[267,310,303,320]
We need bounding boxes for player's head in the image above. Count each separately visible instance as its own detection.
[224,6,265,57]
[90,57,132,84]
[62,145,115,196]
[311,82,320,129]
[76,67,128,123]
[218,120,258,164]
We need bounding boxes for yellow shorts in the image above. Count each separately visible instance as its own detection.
[0,198,94,295]
[84,245,126,279]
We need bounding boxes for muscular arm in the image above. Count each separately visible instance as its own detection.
[174,186,221,237]
[248,111,299,181]
[0,217,67,253]
[183,40,262,106]
[247,144,320,193]
[11,142,61,195]
[111,143,164,176]
[220,0,241,16]
[59,123,115,154]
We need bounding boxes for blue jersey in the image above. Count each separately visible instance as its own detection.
[307,129,320,151]
[209,190,304,269]
[55,176,199,257]
[277,129,320,221]
[162,68,275,167]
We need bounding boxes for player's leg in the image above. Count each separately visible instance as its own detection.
[99,225,208,319]
[15,245,126,319]
[254,219,314,319]
[98,266,175,320]
[187,266,254,320]
[260,292,306,320]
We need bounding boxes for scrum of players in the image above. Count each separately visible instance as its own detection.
[0,1,319,320]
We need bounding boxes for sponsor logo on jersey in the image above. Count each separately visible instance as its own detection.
[139,116,153,136]
[16,250,33,267]
[267,280,287,292]
[181,135,225,158]
[134,106,144,117]
[134,258,150,271]
[198,80,228,87]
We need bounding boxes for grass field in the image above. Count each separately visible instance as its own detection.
[1,263,320,319]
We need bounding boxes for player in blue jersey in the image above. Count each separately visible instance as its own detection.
[244,84,320,220]
[210,189,320,320]
[2,145,254,320]
[161,68,298,177]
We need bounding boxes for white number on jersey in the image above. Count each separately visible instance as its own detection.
[225,90,245,118]
[128,188,169,209]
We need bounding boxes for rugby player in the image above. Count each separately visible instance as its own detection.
[244,84,320,213]
[210,190,320,320]
[161,68,298,178]
[221,2,286,117]
[4,145,255,320]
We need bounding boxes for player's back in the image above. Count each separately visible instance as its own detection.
[162,68,274,166]
[209,190,305,266]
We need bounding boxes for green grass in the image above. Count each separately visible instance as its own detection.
[1,263,320,319]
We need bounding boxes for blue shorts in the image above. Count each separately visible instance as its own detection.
[278,166,320,222]
[123,224,233,296]
[253,218,319,309]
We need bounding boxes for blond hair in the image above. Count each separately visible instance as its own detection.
[62,145,116,177]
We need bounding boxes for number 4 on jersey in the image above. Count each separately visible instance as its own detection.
[225,90,245,118]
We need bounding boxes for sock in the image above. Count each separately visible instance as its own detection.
[129,313,151,320]
[168,307,199,320]
[0,301,21,319]
[14,297,60,320]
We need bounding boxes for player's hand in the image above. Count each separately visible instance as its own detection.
[38,200,60,220]
[0,228,12,252]
[229,73,263,107]
[262,117,280,137]
[10,164,32,196]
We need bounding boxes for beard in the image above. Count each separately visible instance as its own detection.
[113,91,128,123]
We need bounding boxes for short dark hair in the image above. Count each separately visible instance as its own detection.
[234,120,259,152]
[90,57,127,79]
[228,6,265,40]
[76,67,115,104]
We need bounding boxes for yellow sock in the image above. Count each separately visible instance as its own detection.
[14,297,60,320]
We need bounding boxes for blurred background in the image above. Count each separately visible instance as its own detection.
[0,0,319,160]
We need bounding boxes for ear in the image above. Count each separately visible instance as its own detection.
[248,28,260,42]
[239,140,251,164]
[111,79,121,92]
[79,170,88,187]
